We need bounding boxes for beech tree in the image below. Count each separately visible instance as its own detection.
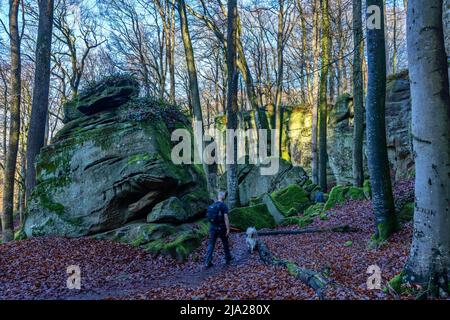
[404,0,450,298]
[225,0,239,209]
[352,0,364,187]
[318,0,330,192]
[25,0,54,200]
[365,0,397,241]
[2,0,22,242]
[177,0,212,193]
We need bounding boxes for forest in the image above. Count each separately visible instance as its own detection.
[0,0,449,301]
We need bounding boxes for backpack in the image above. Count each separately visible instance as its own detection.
[207,202,225,225]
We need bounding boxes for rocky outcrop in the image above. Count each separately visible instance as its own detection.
[221,159,309,206]
[385,72,414,181]
[24,76,210,260]
[76,75,139,115]
[147,197,190,224]
[327,72,414,184]
[327,94,369,185]
[214,105,312,170]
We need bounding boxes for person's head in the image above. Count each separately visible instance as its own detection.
[218,191,226,202]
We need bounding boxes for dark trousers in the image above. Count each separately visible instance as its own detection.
[205,225,232,265]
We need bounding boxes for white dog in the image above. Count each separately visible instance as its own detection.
[246,227,258,254]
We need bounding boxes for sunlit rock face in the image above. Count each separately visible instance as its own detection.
[214,77,414,188]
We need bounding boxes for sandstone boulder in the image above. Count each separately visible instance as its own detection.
[24,78,209,243]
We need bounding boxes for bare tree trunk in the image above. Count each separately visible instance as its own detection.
[404,0,450,298]
[318,0,330,192]
[392,0,398,74]
[25,0,54,201]
[177,0,211,193]
[365,0,397,241]
[169,2,176,103]
[2,0,21,242]
[226,0,239,209]
[274,0,285,158]
[352,0,364,187]
[1,67,8,174]
[311,0,320,185]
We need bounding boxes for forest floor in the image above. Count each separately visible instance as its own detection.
[0,180,415,300]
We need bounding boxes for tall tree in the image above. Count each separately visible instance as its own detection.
[404,0,450,298]
[318,0,330,192]
[176,0,211,192]
[365,0,397,241]
[25,0,54,201]
[225,0,239,209]
[186,3,269,131]
[310,0,320,185]
[53,0,104,97]
[392,0,398,74]
[274,0,285,157]
[2,0,22,242]
[352,0,364,187]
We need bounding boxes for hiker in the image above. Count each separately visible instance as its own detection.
[205,191,233,268]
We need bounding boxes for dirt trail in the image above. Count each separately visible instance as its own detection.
[62,233,251,300]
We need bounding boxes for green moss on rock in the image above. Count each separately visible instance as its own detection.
[142,220,209,261]
[363,180,372,199]
[386,272,409,294]
[14,228,27,241]
[398,202,414,222]
[249,195,264,206]
[270,185,310,216]
[96,220,209,261]
[304,203,324,217]
[229,204,276,230]
[324,185,366,210]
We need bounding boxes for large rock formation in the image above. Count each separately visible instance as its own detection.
[327,94,369,185]
[218,159,309,206]
[24,76,210,260]
[327,72,414,184]
[214,105,312,170]
[215,74,414,187]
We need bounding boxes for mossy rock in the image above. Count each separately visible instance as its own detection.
[319,212,329,220]
[25,93,208,238]
[304,203,324,218]
[249,195,264,206]
[96,220,209,261]
[147,197,189,224]
[398,202,414,222]
[63,100,85,123]
[270,185,310,217]
[142,220,209,261]
[76,74,139,115]
[229,204,276,230]
[14,228,27,241]
[386,272,411,295]
[324,185,366,210]
[363,180,372,199]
